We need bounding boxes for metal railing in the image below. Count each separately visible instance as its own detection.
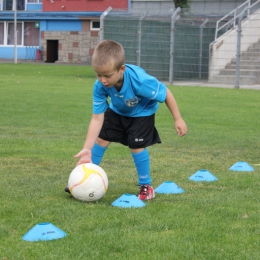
[214,0,260,40]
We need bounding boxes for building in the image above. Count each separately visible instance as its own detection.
[0,0,128,62]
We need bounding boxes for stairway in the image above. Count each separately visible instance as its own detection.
[209,40,260,85]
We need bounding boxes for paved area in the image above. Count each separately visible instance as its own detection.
[2,59,259,90]
[170,81,260,90]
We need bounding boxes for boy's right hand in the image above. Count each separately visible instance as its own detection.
[74,149,92,166]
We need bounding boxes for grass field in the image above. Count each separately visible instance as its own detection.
[1,63,260,260]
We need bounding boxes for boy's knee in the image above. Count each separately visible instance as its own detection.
[96,138,110,148]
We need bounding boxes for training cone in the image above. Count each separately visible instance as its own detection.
[111,194,146,208]
[155,181,184,194]
[22,222,67,242]
[189,170,218,182]
[229,161,254,172]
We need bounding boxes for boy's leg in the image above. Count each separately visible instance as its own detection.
[92,138,110,165]
[131,148,151,185]
[131,148,155,200]
[127,114,160,200]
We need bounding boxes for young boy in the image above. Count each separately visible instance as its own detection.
[66,40,187,200]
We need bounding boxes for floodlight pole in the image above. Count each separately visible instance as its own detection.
[14,0,17,64]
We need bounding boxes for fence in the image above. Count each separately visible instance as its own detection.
[101,1,260,87]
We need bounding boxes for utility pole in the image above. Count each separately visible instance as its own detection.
[14,0,17,64]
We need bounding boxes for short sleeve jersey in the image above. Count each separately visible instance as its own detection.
[92,64,167,117]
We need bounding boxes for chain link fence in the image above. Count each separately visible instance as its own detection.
[101,1,260,86]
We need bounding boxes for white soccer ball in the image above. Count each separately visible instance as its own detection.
[68,163,108,202]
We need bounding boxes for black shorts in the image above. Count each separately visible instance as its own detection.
[98,108,161,149]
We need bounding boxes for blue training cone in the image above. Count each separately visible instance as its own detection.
[229,161,254,172]
[189,170,218,182]
[112,194,146,208]
[155,181,184,194]
[22,222,67,242]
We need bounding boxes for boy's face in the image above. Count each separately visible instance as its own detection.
[93,64,125,88]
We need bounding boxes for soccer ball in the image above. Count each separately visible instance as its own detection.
[68,163,108,202]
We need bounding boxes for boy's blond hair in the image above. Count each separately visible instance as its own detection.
[92,40,125,71]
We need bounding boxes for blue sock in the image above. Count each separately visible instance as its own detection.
[131,149,151,185]
[92,143,107,165]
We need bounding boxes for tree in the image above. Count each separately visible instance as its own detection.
[174,0,190,8]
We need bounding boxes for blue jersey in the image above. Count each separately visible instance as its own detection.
[92,64,167,117]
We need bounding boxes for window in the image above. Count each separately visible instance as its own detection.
[17,0,25,10]
[0,22,39,46]
[0,23,4,45]
[27,0,42,3]
[24,22,40,46]
[91,21,100,31]
[3,0,25,10]
[7,22,22,45]
[3,0,13,10]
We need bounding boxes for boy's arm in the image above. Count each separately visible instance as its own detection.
[165,88,187,137]
[74,113,104,165]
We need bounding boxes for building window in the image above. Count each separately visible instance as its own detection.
[3,0,13,10]
[17,0,25,10]
[91,21,100,31]
[0,23,4,45]
[7,22,22,45]
[27,0,42,3]
[24,22,40,46]
[3,0,25,10]
[1,22,39,46]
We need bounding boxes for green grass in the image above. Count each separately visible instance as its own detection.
[1,63,260,260]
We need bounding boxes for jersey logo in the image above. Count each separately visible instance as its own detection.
[125,97,138,107]
[115,94,124,98]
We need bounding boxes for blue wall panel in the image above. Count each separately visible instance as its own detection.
[0,46,39,60]
[44,20,82,31]
[27,3,42,11]
[0,20,82,59]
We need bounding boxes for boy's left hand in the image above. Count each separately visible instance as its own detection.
[174,118,187,137]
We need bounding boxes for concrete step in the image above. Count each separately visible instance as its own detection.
[248,42,260,49]
[246,48,260,52]
[219,69,259,76]
[209,75,258,85]
[241,53,260,59]
[212,38,260,85]
[240,64,260,70]
[226,64,260,70]
[230,60,260,66]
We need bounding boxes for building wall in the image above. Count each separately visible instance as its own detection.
[131,0,175,14]
[131,0,255,15]
[41,20,99,63]
[42,0,128,11]
[190,0,249,15]
[1,0,127,61]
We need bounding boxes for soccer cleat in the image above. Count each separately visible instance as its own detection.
[64,186,70,194]
[138,184,155,201]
